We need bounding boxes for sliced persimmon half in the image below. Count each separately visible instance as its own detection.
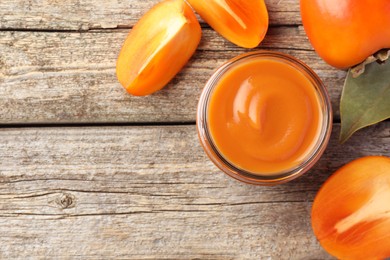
[312,156,390,259]
[187,0,268,48]
[116,0,201,96]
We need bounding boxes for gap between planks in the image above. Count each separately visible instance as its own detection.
[0,118,348,128]
[0,24,301,33]
[0,121,196,129]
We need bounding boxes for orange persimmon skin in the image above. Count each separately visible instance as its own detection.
[301,0,390,69]
[116,0,201,96]
[312,156,390,259]
[187,0,268,48]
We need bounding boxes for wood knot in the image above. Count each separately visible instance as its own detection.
[56,193,76,209]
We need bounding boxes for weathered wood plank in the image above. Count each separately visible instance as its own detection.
[0,0,300,30]
[1,123,388,208]
[0,28,345,124]
[0,204,329,259]
[1,123,389,258]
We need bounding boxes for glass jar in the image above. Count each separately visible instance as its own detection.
[197,51,332,185]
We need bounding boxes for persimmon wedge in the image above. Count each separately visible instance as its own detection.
[187,0,268,48]
[312,156,390,259]
[116,0,201,96]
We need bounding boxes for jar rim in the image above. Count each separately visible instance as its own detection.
[196,50,333,185]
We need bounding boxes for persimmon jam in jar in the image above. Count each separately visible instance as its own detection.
[197,51,332,185]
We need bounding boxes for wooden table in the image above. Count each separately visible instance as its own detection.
[1,0,389,258]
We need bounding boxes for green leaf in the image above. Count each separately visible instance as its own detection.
[340,60,390,143]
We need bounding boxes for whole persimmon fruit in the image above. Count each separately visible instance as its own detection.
[300,0,390,68]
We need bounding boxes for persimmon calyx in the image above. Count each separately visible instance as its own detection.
[351,49,390,78]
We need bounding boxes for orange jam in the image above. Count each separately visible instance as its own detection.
[207,54,324,175]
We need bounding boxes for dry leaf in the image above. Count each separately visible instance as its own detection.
[340,59,390,143]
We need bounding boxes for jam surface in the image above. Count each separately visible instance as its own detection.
[208,57,323,174]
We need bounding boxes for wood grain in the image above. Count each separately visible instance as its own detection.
[1,123,389,258]
[0,0,300,30]
[0,28,344,124]
[2,0,388,258]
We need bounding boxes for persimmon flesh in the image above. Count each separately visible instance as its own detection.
[116,0,201,96]
[300,0,390,68]
[187,0,268,48]
[312,156,390,259]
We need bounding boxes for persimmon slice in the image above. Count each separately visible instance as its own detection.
[188,0,268,48]
[312,156,390,259]
[116,0,201,96]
